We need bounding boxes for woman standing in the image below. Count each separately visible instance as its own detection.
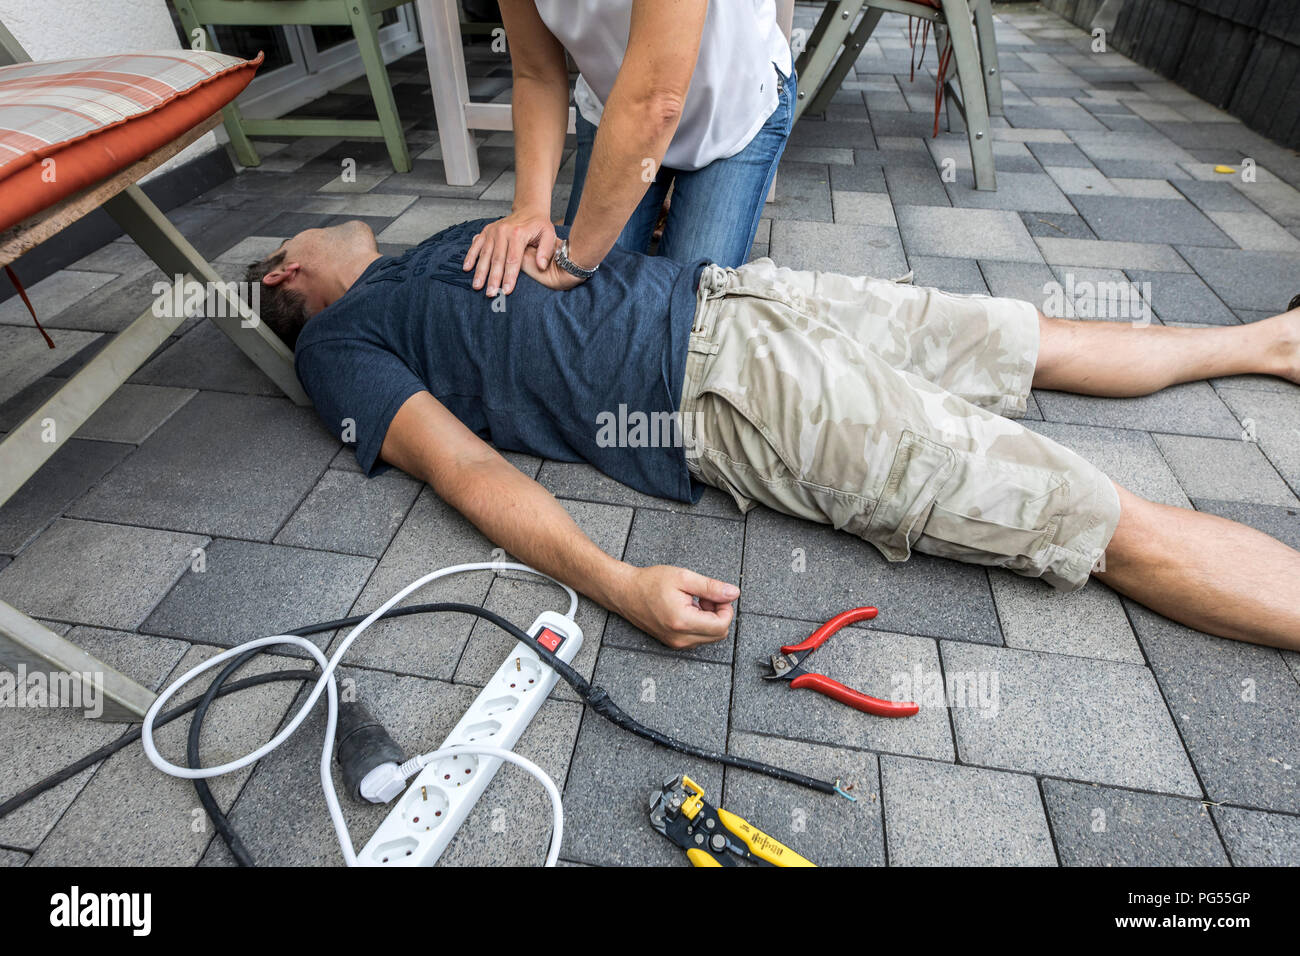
[463,0,795,296]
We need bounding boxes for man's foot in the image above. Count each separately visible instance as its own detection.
[1268,301,1300,384]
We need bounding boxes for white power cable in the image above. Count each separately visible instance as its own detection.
[140,562,578,867]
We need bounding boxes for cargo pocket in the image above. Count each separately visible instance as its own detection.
[864,430,956,562]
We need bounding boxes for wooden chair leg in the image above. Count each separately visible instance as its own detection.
[804,7,885,117]
[971,0,1004,117]
[349,1,412,173]
[172,0,261,167]
[939,0,996,191]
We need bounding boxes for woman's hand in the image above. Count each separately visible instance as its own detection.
[463,209,559,296]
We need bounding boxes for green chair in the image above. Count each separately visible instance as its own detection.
[171,0,414,172]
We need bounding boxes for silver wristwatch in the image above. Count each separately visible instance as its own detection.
[553,239,598,279]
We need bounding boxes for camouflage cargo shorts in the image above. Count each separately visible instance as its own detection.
[678,259,1122,591]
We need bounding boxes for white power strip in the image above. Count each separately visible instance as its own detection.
[359,610,583,866]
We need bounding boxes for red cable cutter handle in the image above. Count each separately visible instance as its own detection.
[789,673,919,718]
[780,606,878,655]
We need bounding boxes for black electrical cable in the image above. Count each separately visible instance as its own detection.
[3,599,842,862]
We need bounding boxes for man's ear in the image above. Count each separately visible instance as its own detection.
[262,260,301,287]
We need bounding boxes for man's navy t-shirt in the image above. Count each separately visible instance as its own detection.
[294,218,707,503]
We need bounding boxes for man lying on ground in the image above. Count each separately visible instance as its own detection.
[246,218,1300,651]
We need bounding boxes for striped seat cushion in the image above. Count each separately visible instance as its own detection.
[0,50,262,231]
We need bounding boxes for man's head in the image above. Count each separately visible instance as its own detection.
[244,219,380,349]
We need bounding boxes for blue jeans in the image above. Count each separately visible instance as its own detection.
[564,64,796,268]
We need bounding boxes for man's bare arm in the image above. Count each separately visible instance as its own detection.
[378,391,738,649]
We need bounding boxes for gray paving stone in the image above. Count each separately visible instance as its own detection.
[274,467,421,557]
[453,498,632,700]
[1071,195,1233,246]
[0,270,114,327]
[602,510,742,663]
[1006,103,1103,131]
[770,220,907,277]
[0,626,187,850]
[1027,141,1095,167]
[946,170,1076,214]
[1154,433,1298,507]
[978,259,1056,304]
[1125,270,1237,325]
[1043,165,1117,195]
[740,507,1002,645]
[28,645,302,866]
[561,645,730,866]
[48,269,192,334]
[0,326,102,403]
[1090,157,1193,181]
[829,162,886,193]
[69,391,339,540]
[1172,178,1261,213]
[1191,499,1300,551]
[0,518,206,630]
[377,197,513,244]
[1217,388,1300,496]
[896,205,1043,263]
[991,572,1142,663]
[1033,382,1242,438]
[881,756,1057,865]
[790,120,877,149]
[1127,601,1300,812]
[723,731,884,866]
[537,460,739,519]
[942,641,1201,795]
[1035,237,1191,272]
[130,321,283,396]
[1212,806,1300,866]
[907,256,988,295]
[832,191,896,227]
[1025,421,1189,506]
[332,488,499,679]
[731,612,953,760]
[143,538,374,652]
[0,849,27,866]
[76,383,197,444]
[1019,211,1096,240]
[1177,248,1300,312]
[883,166,951,206]
[758,162,833,222]
[1043,780,1227,866]
[0,438,131,555]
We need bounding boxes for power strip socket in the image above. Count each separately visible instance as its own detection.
[358,610,582,866]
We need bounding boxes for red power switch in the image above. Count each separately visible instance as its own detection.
[535,627,564,653]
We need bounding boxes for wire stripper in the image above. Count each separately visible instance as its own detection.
[648,774,815,867]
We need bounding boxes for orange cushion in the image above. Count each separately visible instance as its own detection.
[0,50,262,232]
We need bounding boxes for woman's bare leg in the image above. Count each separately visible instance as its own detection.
[1033,306,1300,396]
[1095,484,1300,650]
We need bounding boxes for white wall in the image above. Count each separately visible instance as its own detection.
[0,0,222,175]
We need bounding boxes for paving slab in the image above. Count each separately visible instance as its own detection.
[376,197,513,244]
[758,161,833,222]
[880,755,1057,865]
[1172,178,1261,213]
[1042,780,1227,866]
[1212,806,1300,866]
[28,645,302,866]
[770,220,907,277]
[453,499,632,699]
[129,321,283,396]
[1190,499,1300,551]
[896,205,1042,263]
[1043,164,1117,195]
[0,438,131,556]
[0,626,187,850]
[274,467,421,557]
[1033,381,1241,438]
[561,646,730,866]
[1216,387,1300,496]
[1027,141,1094,167]
[740,506,1002,645]
[1153,433,1298,507]
[941,641,1201,795]
[723,731,884,866]
[76,383,197,444]
[945,171,1076,213]
[883,166,951,206]
[1025,420,1189,506]
[142,538,374,652]
[829,162,887,193]
[1035,236,1190,271]
[1019,211,1096,240]
[907,256,988,295]
[832,191,897,227]
[978,259,1057,304]
[602,509,742,663]
[0,518,206,630]
[0,270,114,327]
[1125,270,1237,325]
[731,612,953,760]
[1177,248,1300,312]
[537,460,738,519]
[1072,196,1233,246]
[69,391,338,540]
[0,327,102,403]
[990,572,1142,663]
[1127,602,1300,813]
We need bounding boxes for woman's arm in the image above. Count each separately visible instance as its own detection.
[462,0,571,296]
[564,0,708,272]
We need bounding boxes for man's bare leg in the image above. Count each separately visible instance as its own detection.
[1033,306,1300,396]
[1096,485,1300,650]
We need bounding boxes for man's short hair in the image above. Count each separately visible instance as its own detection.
[245,250,309,349]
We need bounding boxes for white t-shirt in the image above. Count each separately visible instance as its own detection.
[532,0,793,171]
